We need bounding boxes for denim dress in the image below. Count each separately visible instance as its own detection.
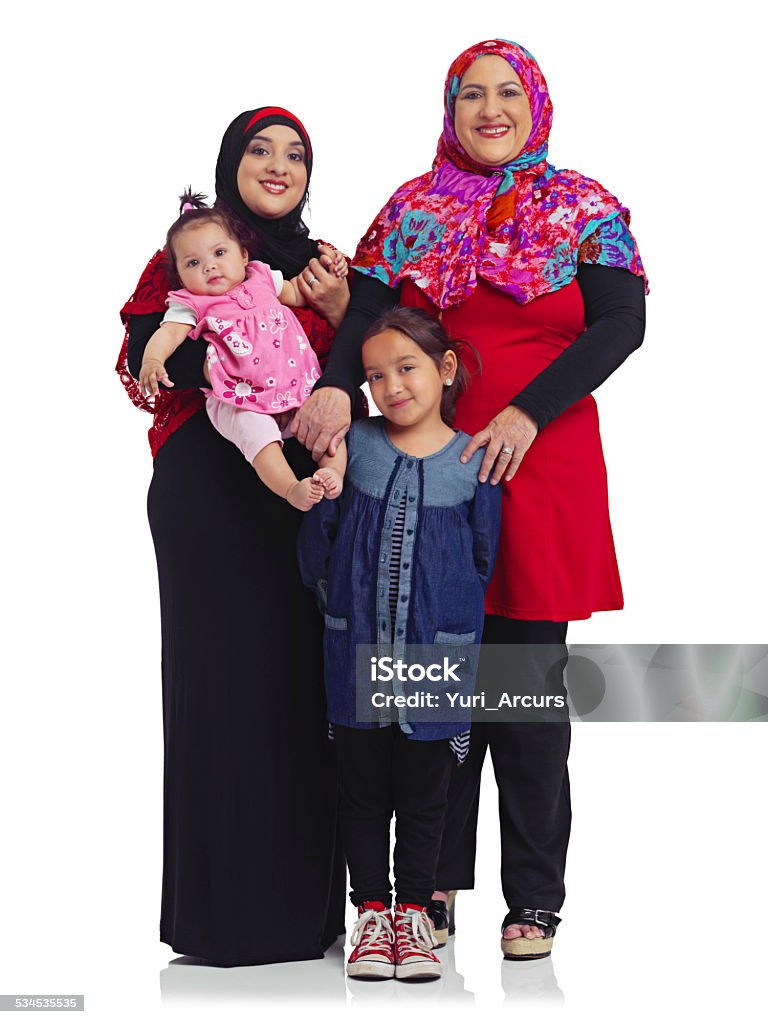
[298,417,501,741]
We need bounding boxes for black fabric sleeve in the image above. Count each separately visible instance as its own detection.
[511,264,646,431]
[313,275,400,401]
[126,312,209,389]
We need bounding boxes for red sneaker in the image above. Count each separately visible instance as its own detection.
[347,902,395,980]
[393,904,442,980]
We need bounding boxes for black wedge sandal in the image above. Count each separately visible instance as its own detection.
[501,908,561,960]
[426,890,457,948]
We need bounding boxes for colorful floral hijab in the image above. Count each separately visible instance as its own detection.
[353,39,647,307]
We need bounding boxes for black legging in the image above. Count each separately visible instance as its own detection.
[435,616,570,911]
[335,725,455,908]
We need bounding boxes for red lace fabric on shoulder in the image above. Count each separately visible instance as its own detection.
[117,249,205,458]
[117,247,358,459]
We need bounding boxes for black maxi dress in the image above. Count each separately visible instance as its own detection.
[128,316,345,966]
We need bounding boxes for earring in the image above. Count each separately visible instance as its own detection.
[444,377,453,387]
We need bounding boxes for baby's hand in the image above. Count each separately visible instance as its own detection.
[140,359,174,397]
[318,244,348,280]
[313,468,343,500]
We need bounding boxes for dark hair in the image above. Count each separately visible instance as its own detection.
[361,307,479,427]
[164,188,245,288]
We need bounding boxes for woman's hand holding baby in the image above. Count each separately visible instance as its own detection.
[297,245,350,328]
[318,245,348,279]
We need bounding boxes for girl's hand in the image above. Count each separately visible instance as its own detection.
[296,255,350,329]
[318,244,349,279]
[140,358,174,397]
[291,387,351,462]
[461,405,538,484]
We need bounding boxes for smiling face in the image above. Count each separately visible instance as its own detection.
[173,221,248,296]
[454,54,533,166]
[236,123,309,219]
[363,329,454,430]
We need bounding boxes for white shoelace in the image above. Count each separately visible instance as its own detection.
[350,909,394,952]
[395,909,436,955]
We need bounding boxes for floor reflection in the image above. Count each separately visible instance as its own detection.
[160,932,517,1006]
[159,937,346,1004]
[501,955,565,1005]
[347,938,474,1007]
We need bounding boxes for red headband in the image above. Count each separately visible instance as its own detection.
[242,106,312,160]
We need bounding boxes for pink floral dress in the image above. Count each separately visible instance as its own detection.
[167,261,321,415]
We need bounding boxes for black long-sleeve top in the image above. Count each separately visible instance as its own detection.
[127,314,209,389]
[127,265,645,429]
[314,265,646,431]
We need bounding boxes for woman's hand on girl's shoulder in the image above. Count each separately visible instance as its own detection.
[296,248,350,329]
[461,405,538,484]
[292,387,351,462]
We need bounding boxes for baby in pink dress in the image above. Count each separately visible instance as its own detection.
[140,197,346,510]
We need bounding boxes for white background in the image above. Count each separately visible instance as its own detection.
[1,1,766,1021]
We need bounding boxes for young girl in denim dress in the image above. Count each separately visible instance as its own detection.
[299,308,501,981]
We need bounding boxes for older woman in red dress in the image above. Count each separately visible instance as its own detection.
[295,39,647,960]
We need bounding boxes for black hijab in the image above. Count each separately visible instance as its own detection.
[215,106,319,278]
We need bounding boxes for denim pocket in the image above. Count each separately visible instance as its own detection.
[434,629,476,645]
[324,614,351,722]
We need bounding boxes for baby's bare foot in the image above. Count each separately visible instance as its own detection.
[286,477,325,511]
[314,468,343,499]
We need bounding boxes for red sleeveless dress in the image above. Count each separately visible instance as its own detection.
[401,276,623,622]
